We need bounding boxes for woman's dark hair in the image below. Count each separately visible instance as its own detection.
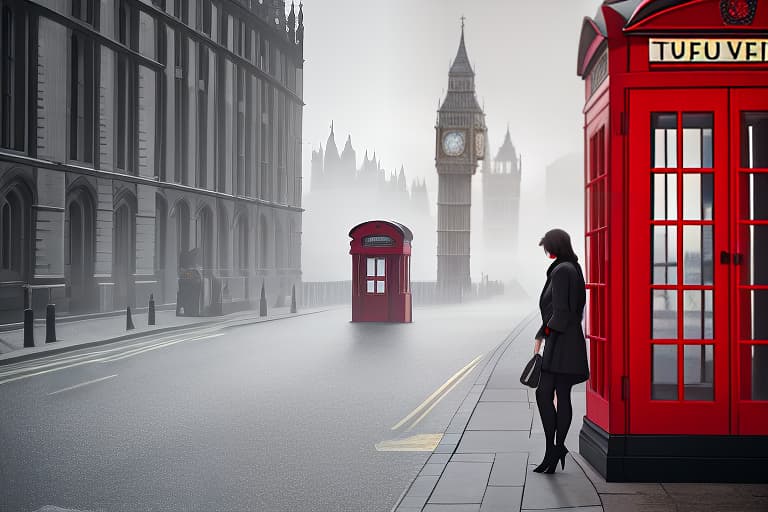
[539,228,578,262]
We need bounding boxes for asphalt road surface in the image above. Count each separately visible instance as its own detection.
[0,300,530,512]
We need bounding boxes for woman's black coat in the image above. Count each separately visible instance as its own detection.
[535,259,589,382]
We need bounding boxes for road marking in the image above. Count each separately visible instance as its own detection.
[391,353,484,431]
[0,333,224,386]
[375,433,444,452]
[406,360,480,432]
[47,374,118,395]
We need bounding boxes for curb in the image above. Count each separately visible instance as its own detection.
[0,308,332,367]
[390,309,539,512]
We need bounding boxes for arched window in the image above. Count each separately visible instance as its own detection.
[259,215,268,269]
[175,200,190,264]
[236,214,249,274]
[218,204,228,272]
[155,194,167,273]
[66,184,96,311]
[0,179,32,279]
[197,206,213,271]
[113,191,137,308]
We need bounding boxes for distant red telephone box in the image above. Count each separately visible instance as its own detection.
[577,0,768,482]
[349,221,413,323]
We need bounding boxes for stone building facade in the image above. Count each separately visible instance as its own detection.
[0,0,304,323]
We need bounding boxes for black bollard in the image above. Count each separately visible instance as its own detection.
[45,304,57,343]
[126,306,135,330]
[290,285,297,314]
[259,281,267,317]
[148,294,156,326]
[23,308,34,348]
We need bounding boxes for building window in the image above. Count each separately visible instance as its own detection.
[0,180,31,278]
[219,10,229,48]
[173,0,188,23]
[1,6,26,152]
[116,55,136,172]
[174,29,188,183]
[72,0,95,26]
[236,67,246,195]
[199,0,212,36]
[197,43,209,188]
[156,23,167,181]
[70,34,96,163]
[366,258,386,294]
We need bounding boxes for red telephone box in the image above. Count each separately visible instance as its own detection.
[349,221,413,323]
[577,0,768,482]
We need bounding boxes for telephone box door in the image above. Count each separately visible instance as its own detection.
[627,88,730,435]
[731,88,768,435]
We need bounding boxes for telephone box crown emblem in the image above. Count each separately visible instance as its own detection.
[720,0,757,25]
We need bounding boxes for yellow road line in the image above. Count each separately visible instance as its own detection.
[406,360,480,432]
[375,433,444,452]
[391,353,483,431]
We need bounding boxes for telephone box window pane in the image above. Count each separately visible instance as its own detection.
[682,113,713,169]
[652,226,677,284]
[367,280,375,293]
[367,258,375,277]
[684,345,714,400]
[376,258,385,277]
[376,281,385,294]
[653,174,677,220]
[683,225,713,285]
[652,113,677,168]
[743,173,768,221]
[684,290,713,339]
[740,345,768,400]
[748,225,768,285]
[652,290,677,339]
[652,345,678,400]
[683,174,713,220]
[741,289,768,341]
[741,112,768,169]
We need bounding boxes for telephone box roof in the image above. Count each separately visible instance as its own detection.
[349,220,413,243]
[578,0,705,76]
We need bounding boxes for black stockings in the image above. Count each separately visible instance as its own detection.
[535,371,576,450]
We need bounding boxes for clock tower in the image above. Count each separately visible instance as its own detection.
[435,21,486,300]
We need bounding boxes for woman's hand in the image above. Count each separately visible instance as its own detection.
[534,338,542,355]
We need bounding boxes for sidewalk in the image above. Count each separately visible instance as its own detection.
[392,313,768,512]
[0,305,328,363]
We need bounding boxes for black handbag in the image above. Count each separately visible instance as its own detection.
[520,353,542,388]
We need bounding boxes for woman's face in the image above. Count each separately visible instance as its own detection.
[544,248,556,260]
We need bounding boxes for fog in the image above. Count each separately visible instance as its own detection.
[299,0,599,294]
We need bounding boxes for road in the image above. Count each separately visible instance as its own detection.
[0,300,530,512]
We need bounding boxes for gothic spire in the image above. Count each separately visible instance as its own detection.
[450,18,474,77]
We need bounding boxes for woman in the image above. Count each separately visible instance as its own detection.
[532,228,589,474]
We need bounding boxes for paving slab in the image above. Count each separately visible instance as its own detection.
[479,486,523,512]
[523,507,603,512]
[456,431,532,453]
[480,389,528,402]
[423,505,481,512]
[451,453,495,463]
[521,455,601,510]
[428,461,493,504]
[466,402,532,431]
[421,463,447,476]
[408,475,441,497]
[488,453,528,487]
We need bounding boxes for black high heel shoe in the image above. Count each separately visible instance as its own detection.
[543,445,569,474]
[532,447,555,473]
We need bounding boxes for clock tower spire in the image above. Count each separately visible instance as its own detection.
[435,19,487,300]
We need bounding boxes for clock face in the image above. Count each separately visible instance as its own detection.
[442,131,465,157]
[475,132,485,159]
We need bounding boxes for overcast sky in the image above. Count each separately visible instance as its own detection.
[298,0,602,288]
[300,0,600,189]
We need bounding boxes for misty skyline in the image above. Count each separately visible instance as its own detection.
[300,0,599,289]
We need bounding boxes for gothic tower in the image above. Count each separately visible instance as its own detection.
[435,21,486,299]
[483,126,522,258]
